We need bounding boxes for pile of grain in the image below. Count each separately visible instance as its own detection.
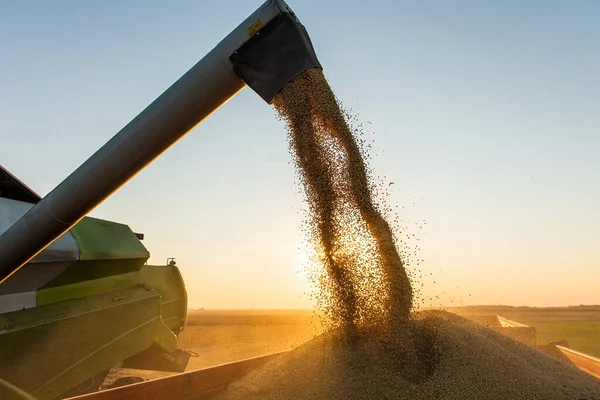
[273,68,412,328]
[216,311,600,400]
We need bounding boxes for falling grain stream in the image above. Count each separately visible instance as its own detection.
[273,68,412,328]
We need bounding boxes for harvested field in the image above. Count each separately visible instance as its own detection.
[216,310,600,400]
[448,305,600,323]
[532,321,600,358]
[181,310,322,370]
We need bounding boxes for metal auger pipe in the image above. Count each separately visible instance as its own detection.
[0,0,321,283]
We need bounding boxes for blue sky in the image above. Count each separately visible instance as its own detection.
[1,1,598,308]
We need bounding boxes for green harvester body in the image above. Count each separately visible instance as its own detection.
[0,170,188,399]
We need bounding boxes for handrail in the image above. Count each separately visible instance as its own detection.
[497,316,529,328]
[556,345,600,380]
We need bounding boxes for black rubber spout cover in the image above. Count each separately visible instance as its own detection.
[230,12,322,104]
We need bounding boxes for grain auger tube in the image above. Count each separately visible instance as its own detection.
[0,0,321,283]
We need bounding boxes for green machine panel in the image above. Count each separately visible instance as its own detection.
[0,287,162,400]
[70,217,149,261]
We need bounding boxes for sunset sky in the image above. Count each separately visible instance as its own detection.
[1,1,598,309]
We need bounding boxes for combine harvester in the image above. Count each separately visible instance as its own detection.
[0,1,320,399]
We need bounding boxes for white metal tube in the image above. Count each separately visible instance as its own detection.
[0,0,291,283]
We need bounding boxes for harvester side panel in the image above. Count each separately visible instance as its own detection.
[70,217,149,262]
[141,265,188,333]
[0,287,161,400]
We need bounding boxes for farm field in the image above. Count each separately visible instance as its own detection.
[530,321,600,357]
[182,307,600,363]
[181,307,600,364]
[180,309,324,370]
[447,305,600,357]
